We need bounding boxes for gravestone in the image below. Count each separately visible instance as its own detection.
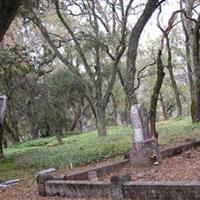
[0,96,7,124]
[122,121,128,127]
[116,112,122,126]
[130,104,161,167]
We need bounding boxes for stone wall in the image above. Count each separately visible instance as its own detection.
[64,159,128,181]
[45,180,123,199]
[123,181,200,200]
[160,140,200,159]
[44,180,200,200]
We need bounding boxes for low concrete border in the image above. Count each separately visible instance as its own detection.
[37,140,200,199]
[64,159,129,180]
[43,180,200,199]
[160,140,200,159]
[123,181,200,200]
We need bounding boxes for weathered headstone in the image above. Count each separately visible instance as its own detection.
[0,96,7,124]
[130,104,161,167]
[130,104,151,149]
[116,112,122,126]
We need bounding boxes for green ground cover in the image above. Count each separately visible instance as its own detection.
[1,116,200,181]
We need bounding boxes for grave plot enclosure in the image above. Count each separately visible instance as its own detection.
[37,140,200,199]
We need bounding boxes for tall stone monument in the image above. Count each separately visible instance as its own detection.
[130,104,161,166]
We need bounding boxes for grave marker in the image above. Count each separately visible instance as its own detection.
[130,104,151,150]
[130,104,161,166]
[0,96,7,124]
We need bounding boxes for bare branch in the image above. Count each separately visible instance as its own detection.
[134,60,157,91]
[54,0,95,82]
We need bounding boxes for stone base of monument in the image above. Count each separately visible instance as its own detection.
[130,139,161,167]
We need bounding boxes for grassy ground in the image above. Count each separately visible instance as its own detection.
[1,116,200,182]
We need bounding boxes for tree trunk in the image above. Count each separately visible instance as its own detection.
[97,106,106,137]
[181,11,193,96]
[111,93,118,126]
[125,0,164,106]
[124,96,130,124]
[166,36,182,117]
[182,0,200,122]
[0,124,4,159]
[56,133,64,145]
[70,105,82,131]
[149,50,165,140]
[5,121,20,144]
[0,0,22,42]
[3,136,8,148]
[159,92,168,120]
[168,68,182,117]
[191,14,200,122]
[31,126,39,139]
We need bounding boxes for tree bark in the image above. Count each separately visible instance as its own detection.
[159,92,168,120]
[191,13,200,122]
[0,124,4,159]
[0,0,22,42]
[181,6,193,96]
[56,132,64,145]
[165,36,182,117]
[5,121,20,144]
[111,93,118,126]
[125,0,165,106]
[97,106,106,136]
[149,50,165,140]
[70,105,82,132]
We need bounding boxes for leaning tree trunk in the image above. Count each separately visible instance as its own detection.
[149,50,165,140]
[125,0,165,106]
[191,14,200,122]
[166,36,182,117]
[0,1,22,42]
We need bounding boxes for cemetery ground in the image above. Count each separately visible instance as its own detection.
[1,116,200,199]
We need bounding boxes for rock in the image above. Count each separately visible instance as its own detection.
[4,179,21,185]
[136,173,144,178]
[38,168,56,175]
[88,171,98,181]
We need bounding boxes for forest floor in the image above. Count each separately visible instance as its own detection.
[2,148,200,199]
[102,148,200,182]
[1,116,200,199]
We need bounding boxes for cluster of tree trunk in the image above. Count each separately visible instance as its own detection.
[2,0,200,159]
[0,0,22,159]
